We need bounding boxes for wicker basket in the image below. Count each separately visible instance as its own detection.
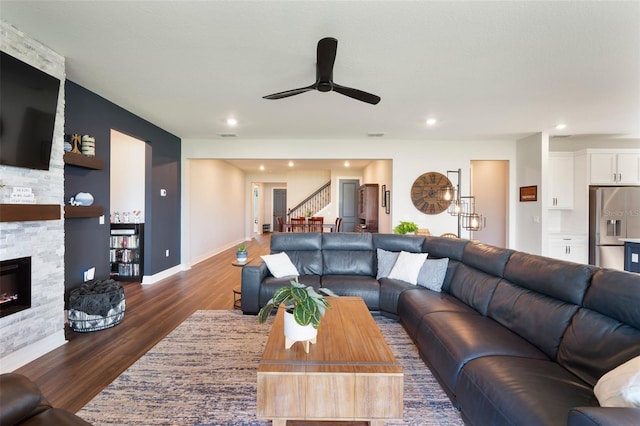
[68,279,126,332]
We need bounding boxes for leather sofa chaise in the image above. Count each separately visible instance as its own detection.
[241,232,640,425]
[0,373,92,425]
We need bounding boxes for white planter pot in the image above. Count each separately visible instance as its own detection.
[284,310,317,353]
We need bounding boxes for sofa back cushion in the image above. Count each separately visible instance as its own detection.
[503,252,595,305]
[557,269,640,386]
[373,233,425,252]
[424,236,469,292]
[487,280,579,359]
[322,233,375,276]
[447,263,500,315]
[270,232,323,275]
[557,309,640,387]
[462,242,514,278]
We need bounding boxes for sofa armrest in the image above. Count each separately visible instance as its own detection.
[0,373,47,426]
[241,261,270,314]
[567,407,640,426]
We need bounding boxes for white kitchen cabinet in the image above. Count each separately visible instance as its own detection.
[549,153,574,209]
[590,151,640,185]
[548,235,588,264]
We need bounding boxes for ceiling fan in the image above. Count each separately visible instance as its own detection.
[263,37,381,105]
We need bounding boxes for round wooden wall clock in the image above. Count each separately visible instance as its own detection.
[411,172,453,215]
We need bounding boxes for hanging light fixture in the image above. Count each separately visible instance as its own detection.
[438,169,485,237]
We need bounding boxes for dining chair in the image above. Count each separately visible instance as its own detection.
[334,217,343,232]
[309,217,323,233]
[291,217,305,232]
[276,216,284,232]
[440,232,458,238]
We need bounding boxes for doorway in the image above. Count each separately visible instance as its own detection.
[339,179,359,232]
[470,160,508,247]
[110,130,146,224]
[273,188,287,232]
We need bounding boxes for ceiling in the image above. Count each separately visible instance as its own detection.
[2,0,639,146]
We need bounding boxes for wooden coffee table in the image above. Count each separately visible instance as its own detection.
[257,297,403,425]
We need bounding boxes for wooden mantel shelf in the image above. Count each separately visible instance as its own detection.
[0,204,62,222]
[64,205,104,219]
[63,151,104,170]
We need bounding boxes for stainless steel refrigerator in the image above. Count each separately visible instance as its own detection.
[589,186,640,270]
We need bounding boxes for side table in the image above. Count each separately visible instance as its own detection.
[231,258,252,310]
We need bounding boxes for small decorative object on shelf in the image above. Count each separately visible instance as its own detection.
[9,187,35,204]
[133,210,142,223]
[112,211,121,223]
[71,133,82,153]
[70,192,94,206]
[63,134,72,152]
[236,243,248,262]
[81,134,96,156]
[257,278,337,353]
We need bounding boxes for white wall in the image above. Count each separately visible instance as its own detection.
[110,130,145,222]
[184,159,245,266]
[515,133,547,254]
[182,138,519,257]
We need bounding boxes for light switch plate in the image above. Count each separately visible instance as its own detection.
[632,253,639,264]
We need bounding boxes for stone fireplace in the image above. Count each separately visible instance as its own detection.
[0,21,67,372]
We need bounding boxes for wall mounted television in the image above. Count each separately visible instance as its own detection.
[0,51,61,170]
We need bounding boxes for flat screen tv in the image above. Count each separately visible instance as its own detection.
[0,51,61,170]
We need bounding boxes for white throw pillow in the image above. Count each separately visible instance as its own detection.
[260,252,299,278]
[387,251,428,285]
[594,355,640,407]
[376,249,400,279]
[416,258,449,292]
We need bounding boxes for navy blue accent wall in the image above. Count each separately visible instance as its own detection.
[64,81,181,298]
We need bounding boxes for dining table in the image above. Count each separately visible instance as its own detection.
[282,222,336,232]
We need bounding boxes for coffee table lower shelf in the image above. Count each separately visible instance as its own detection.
[257,297,403,425]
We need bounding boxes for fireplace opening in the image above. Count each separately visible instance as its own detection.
[0,256,32,318]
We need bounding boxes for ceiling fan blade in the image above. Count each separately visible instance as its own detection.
[262,84,316,100]
[316,37,337,82]
[333,83,381,105]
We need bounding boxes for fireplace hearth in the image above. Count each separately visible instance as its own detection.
[0,257,32,318]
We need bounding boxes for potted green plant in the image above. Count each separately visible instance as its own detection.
[236,243,248,262]
[393,221,419,235]
[258,279,338,352]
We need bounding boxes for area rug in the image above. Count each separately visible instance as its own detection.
[78,310,463,425]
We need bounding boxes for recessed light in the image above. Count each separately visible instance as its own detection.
[259,165,265,171]
[288,161,294,167]
[218,133,236,138]
[555,123,567,130]
[344,161,350,167]
[227,118,238,127]
[426,118,437,126]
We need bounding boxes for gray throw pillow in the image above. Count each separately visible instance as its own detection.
[416,258,449,292]
[376,248,400,279]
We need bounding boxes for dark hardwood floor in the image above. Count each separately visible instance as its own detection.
[15,233,272,413]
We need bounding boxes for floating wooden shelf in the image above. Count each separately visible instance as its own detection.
[64,205,104,218]
[63,152,104,170]
[0,204,61,222]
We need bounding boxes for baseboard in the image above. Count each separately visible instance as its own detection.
[141,264,183,285]
[0,331,67,373]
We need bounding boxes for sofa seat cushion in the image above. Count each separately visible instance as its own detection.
[415,312,549,397]
[378,278,419,316]
[320,275,380,310]
[259,275,321,306]
[397,288,477,338]
[457,356,597,426]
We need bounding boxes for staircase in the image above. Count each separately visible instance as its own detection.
[288,181,331,219]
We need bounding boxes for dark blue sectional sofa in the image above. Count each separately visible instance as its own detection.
[241,232,640,425]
